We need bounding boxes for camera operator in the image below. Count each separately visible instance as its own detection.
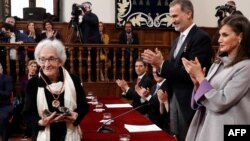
[79,1,101,43]
[215,1,243,26]
[79,2,101,82]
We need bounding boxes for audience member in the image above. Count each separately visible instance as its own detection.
[99,21,111,81]
[25,21,42,59]
[25,21,42,43]
[183,15,250,141]
[141,0,213,141]
[118,21,139,80]
[1,23,35,82]
[99,22,109,45]
[4,16,20,33]
[79,1,101,81]
[135,67,169,130]
[20,60,39,107]
[116,58,153,114]
[119,21,139,45]
[19,60,38,138]
[40,19,61,41]
[0,63,14,141]
[22,39,89,141]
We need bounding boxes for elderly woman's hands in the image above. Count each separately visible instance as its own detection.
[39,110,79,126]
[182,57,206,88]
[39,112,58,126]
[63,111,78,123]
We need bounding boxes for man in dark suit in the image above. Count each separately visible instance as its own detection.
[142,0,213,141]
[0,63,14,141]
[135,67,169,130]
[116,58,153,114]
[119,21,139,45]
[118,21,139,80]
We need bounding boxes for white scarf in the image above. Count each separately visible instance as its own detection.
[36,68,81,141]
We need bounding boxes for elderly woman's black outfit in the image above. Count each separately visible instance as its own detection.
[23,67,89,141]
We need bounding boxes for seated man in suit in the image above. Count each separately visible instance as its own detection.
[116,58,153,114]
[0,63,14,141]
[135,67,170,130]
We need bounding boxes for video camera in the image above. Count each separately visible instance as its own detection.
[70,3,84,27]
[71,3,83,17]
[215,3,236,18]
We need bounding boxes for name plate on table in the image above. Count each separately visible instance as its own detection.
[124,124,162,132]
[105,104,132,108]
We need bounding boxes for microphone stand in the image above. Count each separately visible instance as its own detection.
[97,103,149,133]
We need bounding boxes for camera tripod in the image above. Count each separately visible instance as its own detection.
[67,18,83,43]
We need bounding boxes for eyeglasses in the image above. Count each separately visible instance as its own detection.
[39,57,58,64]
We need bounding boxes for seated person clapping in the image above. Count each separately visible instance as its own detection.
[135,67,170,130]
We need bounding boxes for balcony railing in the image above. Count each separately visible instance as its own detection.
[0,43,170,83]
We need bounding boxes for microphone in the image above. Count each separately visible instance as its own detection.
[97,102,150,133]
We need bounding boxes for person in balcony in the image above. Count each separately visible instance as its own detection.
[1,23,35,82]
[79,1,101,82]
[0,63,14,141]
[40,19,61,41]
[118,21,139,81]
[99,21,111,81]
[23,39,89,141]
[25,21,42,60]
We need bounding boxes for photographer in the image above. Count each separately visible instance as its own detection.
[215,1,243,26]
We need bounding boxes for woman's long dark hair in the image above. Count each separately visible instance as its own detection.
[219,15,250,67]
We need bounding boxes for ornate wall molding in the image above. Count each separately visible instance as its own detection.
[116,0,173,29]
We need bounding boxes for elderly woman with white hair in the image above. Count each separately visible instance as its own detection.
[23,39,89,141]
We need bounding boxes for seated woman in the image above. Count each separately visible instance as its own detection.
[25,21,42,59]
[40,19,61,41]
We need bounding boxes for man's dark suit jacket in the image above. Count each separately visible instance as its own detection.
[80,12,101,44]
[118,31,139,80]
[0,74,14,141]
[119,31,139,45]
[146,80,169,130]
[124,74,153,114]
[159,25,213,132]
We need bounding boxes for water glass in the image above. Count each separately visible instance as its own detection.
[103,113,112,125]
[119,134,130,141]
[91,96,98,105]
[95,102,104,112]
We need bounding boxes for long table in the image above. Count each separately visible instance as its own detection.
[80,97,175,141]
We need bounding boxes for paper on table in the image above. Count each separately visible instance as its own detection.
[105,103,132,108]
[124,124,162,132]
